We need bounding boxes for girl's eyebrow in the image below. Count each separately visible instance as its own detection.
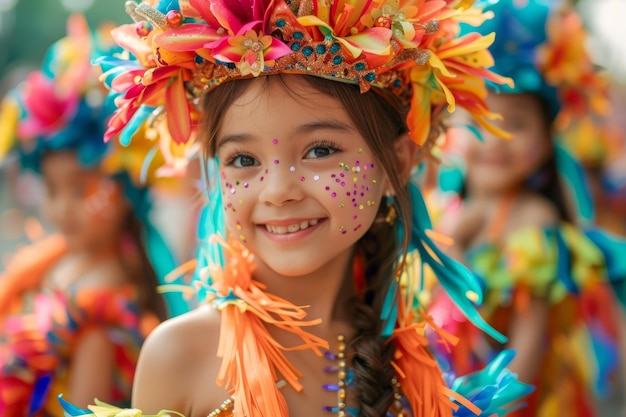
[217,119,353,150]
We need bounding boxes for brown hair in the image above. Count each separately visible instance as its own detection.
[200,74,414,417]
[120,210,168,322]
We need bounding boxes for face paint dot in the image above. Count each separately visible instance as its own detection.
[352,177,357,183]
[235,181,240,185]
[331,174,336,178]
[290,166,296,172]
[359,204,364,210]
[239,199,244,205]
[274,160,279,165]
[339,162,345,168]
[370,163,375,168]
[331,192,337,198]
[265,169,269,174]
[353,224,362,231]
[244,182,249,188]
[325,186,330,191]
[260,176,264,181]
[336,179,340,183]
[340,181,346,187]
[346,192,351,196]
[339,203,344,208]
[313,175,319,181]
[340,173,345,177]
[352,215,358,220]
[299,176,305,181]
[239,235,246,242]
[372,179,377,184]
[358,148,363,153]
[236,223,242,231]
[339,225,346,234]
[272,138,279,144]
[230,188,236,194]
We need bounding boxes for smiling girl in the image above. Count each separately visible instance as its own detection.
[60,1,533,416]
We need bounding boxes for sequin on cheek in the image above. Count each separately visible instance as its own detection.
[290,166,296,172]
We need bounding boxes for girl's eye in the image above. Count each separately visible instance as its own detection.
[231,154,258,168]
[305,144,339,159]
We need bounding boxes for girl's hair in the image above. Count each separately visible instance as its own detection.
[200,74,412,417]
[120,210,168,321]
[524,93,572,222]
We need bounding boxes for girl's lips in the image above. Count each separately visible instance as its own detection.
[258,218,326,242]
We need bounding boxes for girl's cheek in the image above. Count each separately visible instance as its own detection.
[318,156,381,236]
[220,168,263,243]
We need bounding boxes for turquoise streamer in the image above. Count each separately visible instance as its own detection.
[408,182,506,344]
[554,143,595,223]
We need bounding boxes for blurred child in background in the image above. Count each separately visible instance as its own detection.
[0,14,187,416]
[431,1,626,416]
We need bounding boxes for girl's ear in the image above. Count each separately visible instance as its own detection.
[394,133,418,185]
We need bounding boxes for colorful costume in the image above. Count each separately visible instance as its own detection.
[1,278,152,416]
[56,0,536,416]
[0,14,189,416]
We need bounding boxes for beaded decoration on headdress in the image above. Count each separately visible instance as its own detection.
[98,0,513,176]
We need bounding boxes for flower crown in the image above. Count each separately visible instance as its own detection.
[99,0,513,176]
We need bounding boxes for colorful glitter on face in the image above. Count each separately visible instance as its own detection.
[274,160,280,165]
[319,158,382,237]
[272,138,279,144]
[290,166,296,172]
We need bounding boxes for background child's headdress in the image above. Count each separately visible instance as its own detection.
[467,0,611,148]
[0,14,189,318]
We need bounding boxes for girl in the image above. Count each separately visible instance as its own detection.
[432,1,625,416]
[0,14,186,416]
[61,1,532,417]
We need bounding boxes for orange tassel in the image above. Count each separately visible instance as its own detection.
[207,235,329,417]
[391,299,483,417]
[0,235,67,318]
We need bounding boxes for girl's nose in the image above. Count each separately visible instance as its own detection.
[258,166,306,206]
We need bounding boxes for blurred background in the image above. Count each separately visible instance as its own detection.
[0,0,624,415]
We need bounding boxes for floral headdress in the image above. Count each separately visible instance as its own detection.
[98,0,514,176]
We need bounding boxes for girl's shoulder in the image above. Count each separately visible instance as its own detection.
[132,304,225,413]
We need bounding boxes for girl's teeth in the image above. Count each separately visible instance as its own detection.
[265,220,319,234]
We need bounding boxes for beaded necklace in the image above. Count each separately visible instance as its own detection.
[207,334,410,417]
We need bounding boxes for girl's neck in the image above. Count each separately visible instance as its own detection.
[253,250,356,332]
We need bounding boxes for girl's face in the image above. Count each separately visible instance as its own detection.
[464,93,553,196]
[41,151,129,252]
[215,79,388,278]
